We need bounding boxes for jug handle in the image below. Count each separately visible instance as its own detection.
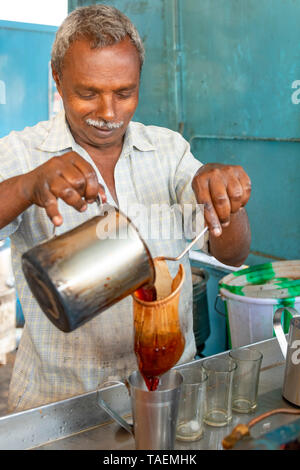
[96,380,134,435]
[273,306,299,359]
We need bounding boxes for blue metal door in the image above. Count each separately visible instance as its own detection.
[179,0,300,263]
[0,20,58,326]
[0,20,57,137]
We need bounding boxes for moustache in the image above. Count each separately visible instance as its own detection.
[85,118,124,130]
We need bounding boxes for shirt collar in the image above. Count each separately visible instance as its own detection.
[37,110,73,152]
[125,121,155,154]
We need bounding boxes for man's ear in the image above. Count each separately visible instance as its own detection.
[51,64,62,97]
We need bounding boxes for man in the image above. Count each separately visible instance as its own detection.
[0,5,251,412]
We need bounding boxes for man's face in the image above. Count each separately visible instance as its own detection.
[52,36,141,150]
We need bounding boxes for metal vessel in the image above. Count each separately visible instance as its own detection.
[22,203,155,332]
[273,306,300,407]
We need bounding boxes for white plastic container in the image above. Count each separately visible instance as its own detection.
[0,287,16,364]
[0,240,14,290]
[219,260,300,348]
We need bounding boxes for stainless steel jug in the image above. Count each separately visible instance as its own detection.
[273,306,300,407]
[22,203,155,332]
[97,369,183,450]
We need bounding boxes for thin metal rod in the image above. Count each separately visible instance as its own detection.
[156,226,209,262]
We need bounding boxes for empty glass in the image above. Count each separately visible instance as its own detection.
[176,366,207,441]
[229,347,263,413]
[203,356,237,427]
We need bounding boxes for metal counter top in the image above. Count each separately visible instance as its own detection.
[0,337,298,450]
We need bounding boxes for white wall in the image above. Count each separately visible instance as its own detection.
[0,0,68,26]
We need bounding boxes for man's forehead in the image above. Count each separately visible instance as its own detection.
[59,37,141,88]
[64,36,140,66]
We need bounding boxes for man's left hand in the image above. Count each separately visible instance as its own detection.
[192,163,251,237]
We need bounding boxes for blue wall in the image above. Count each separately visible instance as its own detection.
[0,20,58,327]
[0,20,57,137]
[180,0,300,263]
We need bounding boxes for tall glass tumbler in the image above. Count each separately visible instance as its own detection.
[229,347,263,413]
[176,367,207,441]
[203,357,237,427]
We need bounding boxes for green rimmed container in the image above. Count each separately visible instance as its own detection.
[218,260,300,348]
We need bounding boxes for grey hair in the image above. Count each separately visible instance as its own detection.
[51,4,145,77]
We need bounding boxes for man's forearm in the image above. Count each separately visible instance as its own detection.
[0,175,32,229]
[208,208,251,267]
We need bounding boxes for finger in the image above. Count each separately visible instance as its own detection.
[70,156,99,202]
[60,164,88,198]
[98,184,107,204]
[50,176,87,212]
[236,168,252,206]
[196,179,223,237]
[42,191,63,226]
[226,176,244,213]
[209,173,231,227]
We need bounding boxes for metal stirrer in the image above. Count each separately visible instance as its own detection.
[156,225,209,262]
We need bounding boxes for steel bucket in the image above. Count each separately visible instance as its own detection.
[22,203,155,332]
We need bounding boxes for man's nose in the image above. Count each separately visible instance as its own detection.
[96,94,116,121]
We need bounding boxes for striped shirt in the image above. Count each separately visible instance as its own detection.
[0,111,207,412]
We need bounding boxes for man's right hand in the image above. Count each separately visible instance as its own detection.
[21,151,106,226]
